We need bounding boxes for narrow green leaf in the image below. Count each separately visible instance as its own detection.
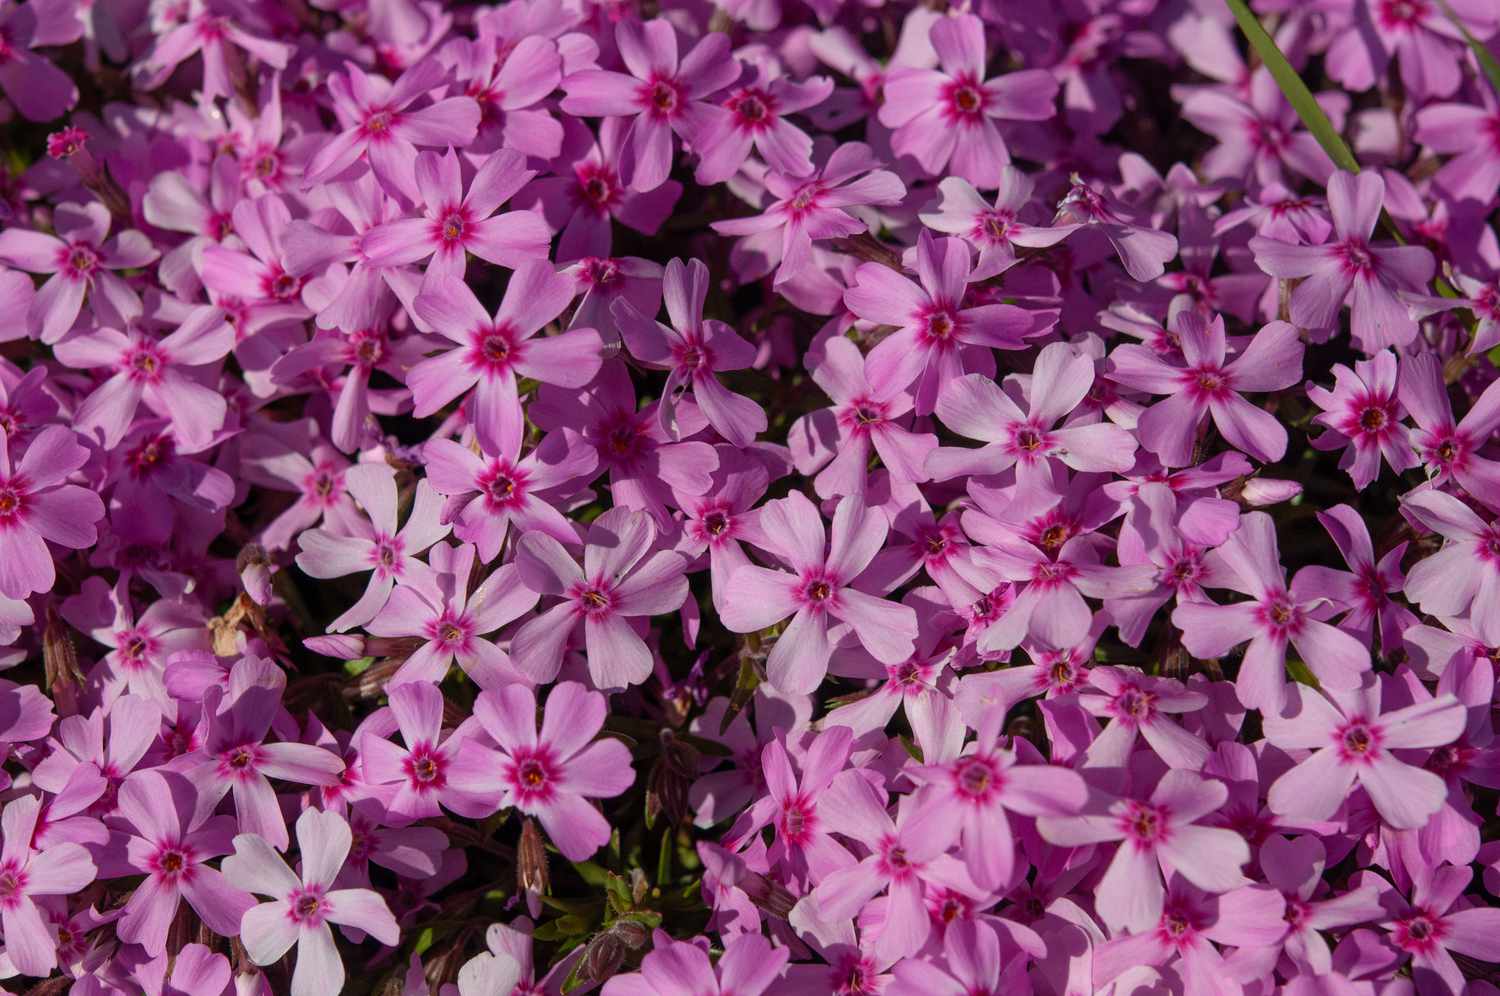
[1223,0,1359,173]
[1436,0,1500,99]
[1286,658,1321,690]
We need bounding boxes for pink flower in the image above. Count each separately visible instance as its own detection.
[928,341,1138,485]
[613,257,766,447]
[1401,488,1500,647]
[1181,69,1337,187]
[451,32,565,160]
[1091,876,1287,994]
[602,930,789,996]
[788,335,937,499]
[1037,769,1251,933]
[1398,351,1500,511]
[919,168,1074,280]
[511,505,689,689]
[1299,504,1418,658]
[411,264,602,456]
[1250,171,1435,350]
[1375,862,1500,993]
[180,656,347,851]
[304,60,481,199]
[1078,667,1213,771]
[0,795,96,977]
[55,306,233,450]
[295,465,450,632]
[0,425,105,600]
[1263,678,1465,829]
[879,13,1059,188]
[223,809,399,996]
[110,770,255,956]
[693,65,834,184]
[422,430,595,562]
[711,142,906,287]
[723,725,853,887]
[138,4,289,103]
[560,20,739,192]
[844,232,1050,415]
[1257,834,1384,973]
[360,681,502,822]
[1172,511,1371,714]
[472,681,634,860]
[0,1,79,120]
[1414,87,1500,203]
[907,703,1087,891]
[722,492,918,693]
[1306,348,1416,488]
[366,543,539,689]
[518,118,683,263]
[359,149,551,282]
[1107,312,1303,466]
[0,202,158,342]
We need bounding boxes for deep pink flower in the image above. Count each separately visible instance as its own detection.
[360,681,502,822]
[360,149,551,281]
[693,65,834,184]
[1402,488,1500,647]
[295,465,449,632]
[138,2,289,103]
[1037,769,1251,933]
[0,795,96,977]
[472,681,634,860]
[1306,348,1416,488]
[602,930,789,996]
[843,231,1050,415]
[927,341,1137,485]
[1398,351,1500,511]
[366,543,539,689]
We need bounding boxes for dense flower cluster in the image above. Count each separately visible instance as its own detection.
[1,0,1499,993]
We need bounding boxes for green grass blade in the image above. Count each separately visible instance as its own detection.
[1223,0,1361,174]
[1436,0,1500,99]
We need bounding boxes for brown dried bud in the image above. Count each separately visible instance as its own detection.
[517,818,549,898]
[43,605,83,716]
[739,870,798,920]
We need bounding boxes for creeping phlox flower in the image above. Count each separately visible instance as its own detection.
[0,1,1499,994]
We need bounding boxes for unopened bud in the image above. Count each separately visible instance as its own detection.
[612,918,650,950]
[237,544,273,606]
[517,818,549,898]
[581,932,626,983]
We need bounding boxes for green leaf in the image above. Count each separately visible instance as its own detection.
[531,915,590,941]
[1286,658,1321,690]
[342,656,374,676]
[1436,0,1500,99]
[571,860,610,887]
[719,652,762,734]
[1224,0,1359,173]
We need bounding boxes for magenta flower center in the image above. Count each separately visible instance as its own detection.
[1394,909,1445,954]
[921,306,959,343]
[125,344,167,383]
[153,845,192,880]
[62,244,99,278]
[506,746,558,806]
[1334,239,1375,276]
[778,794,816,846]
[288,886,329,926]
[362,108,396,136]
[944,75,988,121]
[0,483,25,523]
[955,756,1000,801]
[1334,719,1383,763]
[1257,592,1303,638]
[437,209,469,244]
[1120,800,1169,848]
[403,743,448,789]
[1377,0,1429,28]
[0,863,27,904]
[219,743,264,778]
[481,462,525,509]
[579,256,621,288]
[728,88,776,129]
[643,76,682,116]
[1113,686,1156,723]
[576,163,620,211]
